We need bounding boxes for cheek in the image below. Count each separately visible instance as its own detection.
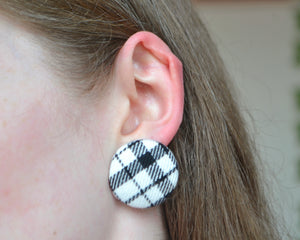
[0,99,54,215]
[0,95,114,231]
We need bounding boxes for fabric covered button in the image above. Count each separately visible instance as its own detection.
[108,139,179,209]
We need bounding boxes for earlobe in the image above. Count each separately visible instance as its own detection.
[112,31,184,146]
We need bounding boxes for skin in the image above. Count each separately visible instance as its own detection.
[0,13,183,240]
[0,14,116,239]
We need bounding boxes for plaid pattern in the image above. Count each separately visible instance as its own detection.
[109,139,179,209]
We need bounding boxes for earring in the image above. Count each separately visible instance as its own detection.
[108,139,179,209]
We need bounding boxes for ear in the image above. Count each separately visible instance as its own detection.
[111,31,184,146]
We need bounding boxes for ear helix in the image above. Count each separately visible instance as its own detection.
[108,139,179,209]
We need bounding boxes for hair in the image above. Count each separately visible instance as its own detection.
[0,0,282,239]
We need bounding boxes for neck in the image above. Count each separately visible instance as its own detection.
[110,202,168,240]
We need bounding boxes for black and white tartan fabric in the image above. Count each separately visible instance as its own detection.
[108,139,179,209]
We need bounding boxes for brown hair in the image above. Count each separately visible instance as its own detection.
[0,0,281,239]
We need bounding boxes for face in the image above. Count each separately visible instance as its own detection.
[0,14,116,239]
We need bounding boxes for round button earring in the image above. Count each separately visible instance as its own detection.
[108,139,179,209]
